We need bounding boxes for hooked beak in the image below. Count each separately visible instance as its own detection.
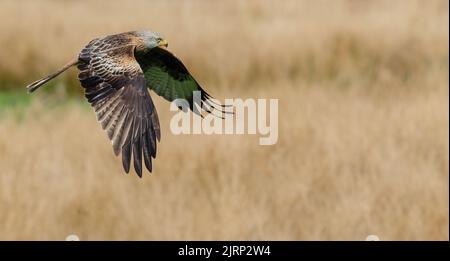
[158,39,168,48]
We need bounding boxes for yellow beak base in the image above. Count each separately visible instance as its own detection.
[158,39,169,47]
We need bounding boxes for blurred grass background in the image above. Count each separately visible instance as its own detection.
[0,0,448,240]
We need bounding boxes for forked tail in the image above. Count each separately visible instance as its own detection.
[26,58,79,93]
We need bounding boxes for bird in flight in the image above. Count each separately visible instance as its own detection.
[26,30,229,177]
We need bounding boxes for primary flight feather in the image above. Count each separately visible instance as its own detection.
[26,30,229,177]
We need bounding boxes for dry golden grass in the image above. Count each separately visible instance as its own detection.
[1,0,448,89]
[0,0,448,240]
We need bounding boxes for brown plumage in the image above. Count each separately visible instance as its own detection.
[76,33,160,176]
[26,30,231,177]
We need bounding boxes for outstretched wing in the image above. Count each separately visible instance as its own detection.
[77,34,160,177]
[135,47,230,117]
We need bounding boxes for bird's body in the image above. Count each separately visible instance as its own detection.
[26,30,228,177]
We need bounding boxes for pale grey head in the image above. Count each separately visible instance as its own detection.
[135,30,168,49]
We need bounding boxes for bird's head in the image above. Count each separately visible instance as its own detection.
[137,31,168,50]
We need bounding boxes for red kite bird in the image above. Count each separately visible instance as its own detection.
[26,31,229,177]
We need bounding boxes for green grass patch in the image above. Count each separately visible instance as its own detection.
[0,91,31,109]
